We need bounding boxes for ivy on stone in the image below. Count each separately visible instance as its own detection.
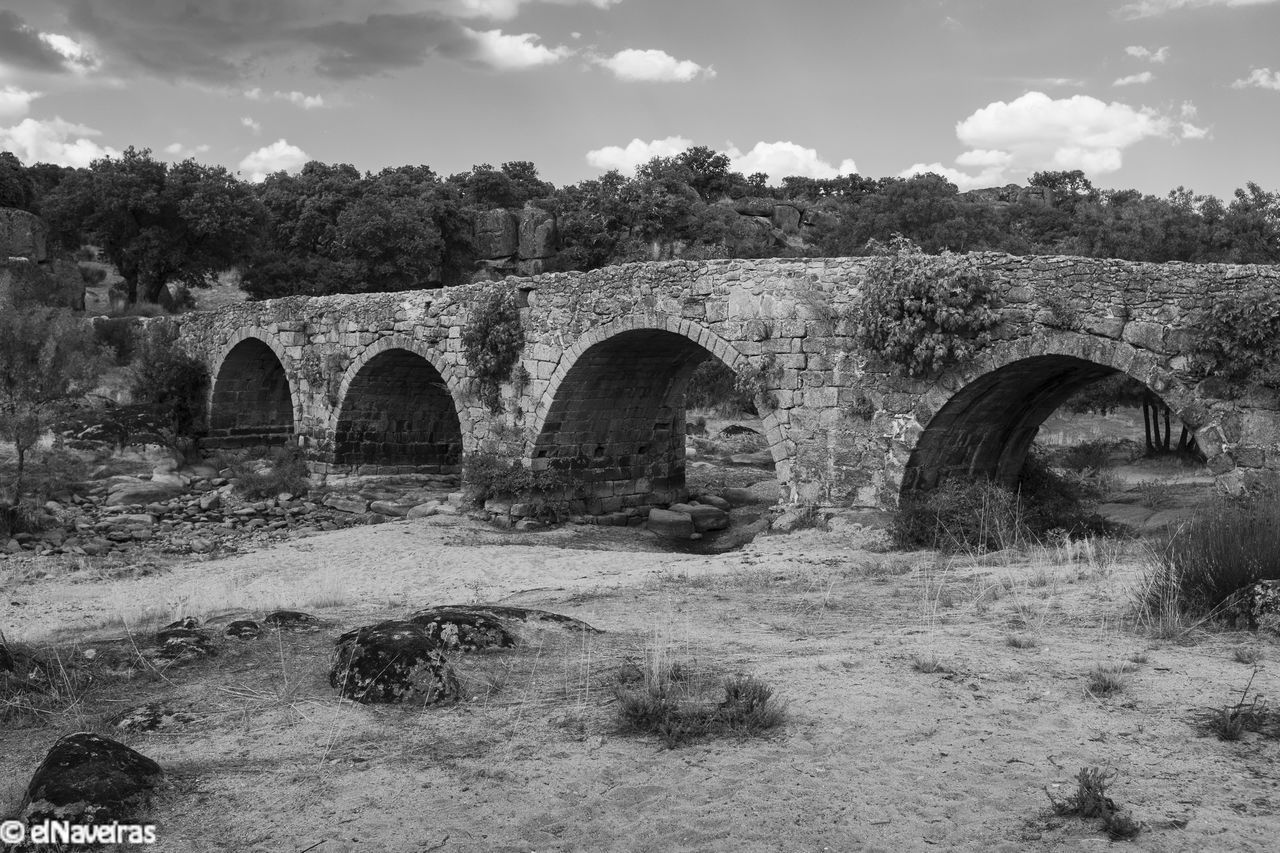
[1193,287,1280,390]
[461,287,525,412]
[852,237,999,378]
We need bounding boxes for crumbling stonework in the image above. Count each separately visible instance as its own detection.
[169,254,1280,512]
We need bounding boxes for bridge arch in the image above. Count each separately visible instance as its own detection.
[206,328,302,448]
[327,336,468,475]
[896,330,1225,497]
[529,314,792,507]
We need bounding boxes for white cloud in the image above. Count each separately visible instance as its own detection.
[238,138,309,181]
[1125,45,1170,62]
[1119,0,1278,18]
[725,141,856,182]
[1232,67,1280,90]
[244,88,326,109]
[906,91,1203,189]
[163,142,211,158]
[465,29,571,69]
[0,85,40,121]
[0,117,119,167]
[596,48,714,82]
[37,32,100,72]
[586,136,694,172]
[446,0,622,19]
[241,116,262,133]
[1113,71,1155,86]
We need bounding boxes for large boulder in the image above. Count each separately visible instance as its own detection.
[771,203,802,234]
[0,208,48,261]
[263,610,321,631]
[407,606,517,651]
[518,206,557,259]
[648,507,695,539]
[330,620,460,704]
[20,732,163,825]
[474,209,519,259]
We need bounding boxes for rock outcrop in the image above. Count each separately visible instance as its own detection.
[20,732,164,825]
[330,620,460,704]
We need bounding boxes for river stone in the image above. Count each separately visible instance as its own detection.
[648,507,694,539]
[263,610,321,631]
[686,504,730,532]
[407,607,517,651]
[330,620,460,705]
[224,620,262,640]
[20,732,163,824]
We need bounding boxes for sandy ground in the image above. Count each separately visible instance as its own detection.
[3,507,1278,853]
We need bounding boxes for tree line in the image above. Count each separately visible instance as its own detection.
[2,146,1278,306]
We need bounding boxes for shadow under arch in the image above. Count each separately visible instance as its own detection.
[529,314,792,508]
[898,332,1221,498]
[328,337,466,476]
[207,330,301,449]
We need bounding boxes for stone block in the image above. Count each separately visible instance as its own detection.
[647,507,694,538]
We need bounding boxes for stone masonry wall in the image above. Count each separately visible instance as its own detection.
[170,254,1280,510]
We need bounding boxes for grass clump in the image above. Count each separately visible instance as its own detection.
[614,658,785,748]
[1046,766,1143,840]
[1137,493,1280,628]
[1085,662,1134,698]
[1057,439,1115,473]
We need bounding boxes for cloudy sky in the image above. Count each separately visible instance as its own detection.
[0,0,1277,197]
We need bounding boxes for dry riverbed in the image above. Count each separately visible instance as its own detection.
[2,505,1278,852]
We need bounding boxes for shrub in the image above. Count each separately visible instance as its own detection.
[463,453,575,518]
[461,288,524,412]
[77,264,108,287]
[1193,287,1280,389]
[1057,439,1115,472]
[231,445,311,499]
[91,316,143,364]
[1046,766,1143,840]
[853,236,1000,378]
[893,451,1116,551]
[1142,493,1280,621]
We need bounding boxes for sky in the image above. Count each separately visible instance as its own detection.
[0,0,1277,199]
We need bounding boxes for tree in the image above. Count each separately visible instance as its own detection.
[0,151,34,210]
[41,147,263,303]
[0,306,105,504]
[1066,374,1198,457]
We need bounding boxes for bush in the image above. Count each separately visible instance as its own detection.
[853,236,1000,378]
[1057,439,1116,472]
[1142,494,1280,621]
[231,445,310,499]
[893,451,1116,551]
[77,264,108,287]
[463,453,575,518]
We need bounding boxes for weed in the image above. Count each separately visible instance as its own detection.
[1058,440,1114,473]
[1007,634,1037,649]
[1134,479,1175,510]
[1195,667,1278,741]
[232,445,311,499]
[1232,646,1262,665]
[1046,766,1143,840]
[911,653,953,674]
[1085,662,1133,698]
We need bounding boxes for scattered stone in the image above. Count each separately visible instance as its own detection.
[153,626,215,661]
[685,504,730,533]
[369,500,412,517]
[330,621,460,704]
[323,494,370,514]
[695,494,731,511]
[19,732,164,824]
[159,617,199,633]
[771,507,816,533]
[224,620,262,640]
[434,604,600,634]
[263,610,321,631]
[406,500,441,519]
[105,480,182,507]
[718,424,761,438]
[113,701,196,733]
[721,487,765,507]
[648,507,695,539]
[407,607,518,651]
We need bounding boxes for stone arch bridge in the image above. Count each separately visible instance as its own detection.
[169,255,1280,514]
